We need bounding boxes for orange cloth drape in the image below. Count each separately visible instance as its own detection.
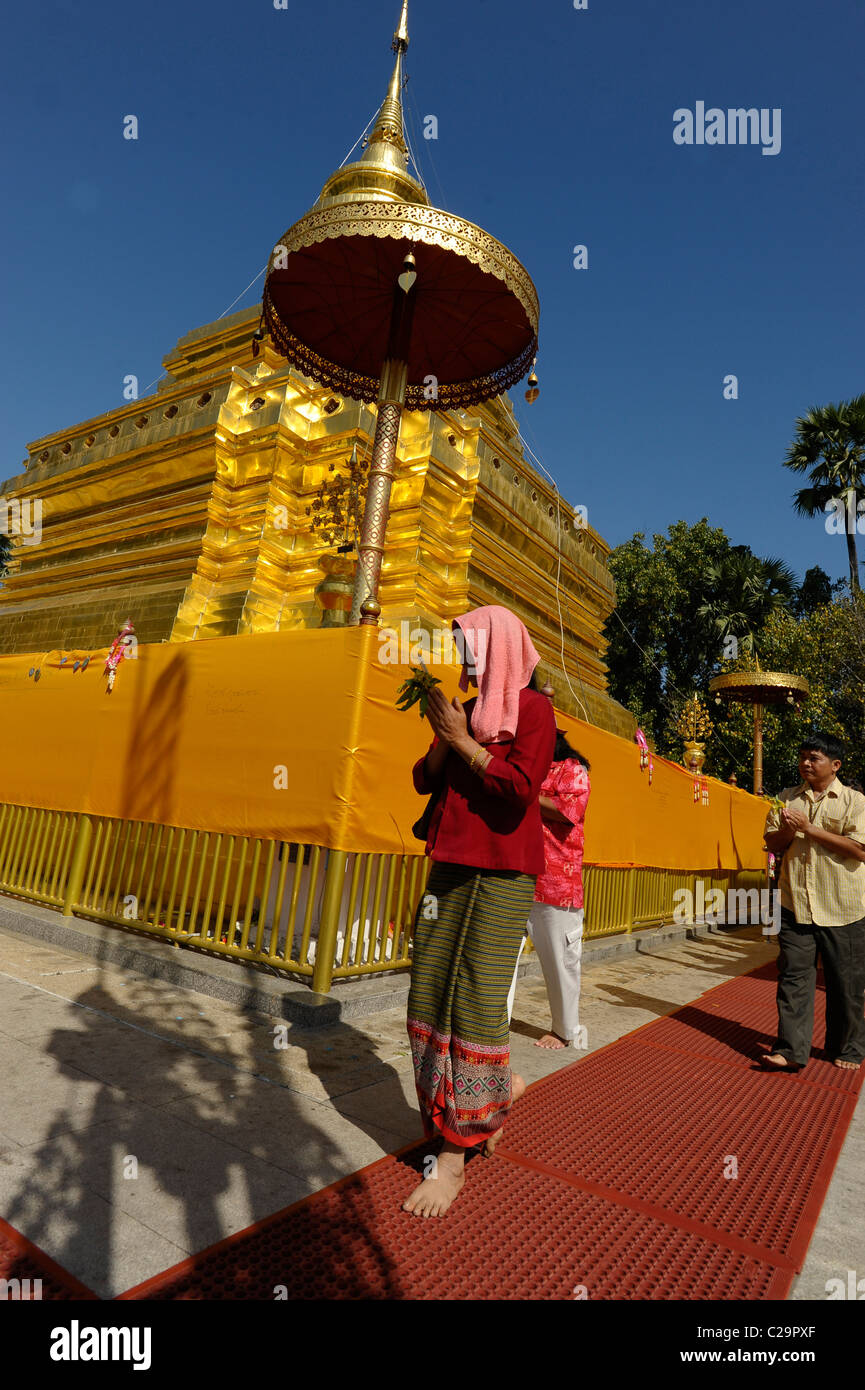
[0,628,767,869]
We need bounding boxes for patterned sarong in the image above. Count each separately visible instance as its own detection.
[407,862,536,1148]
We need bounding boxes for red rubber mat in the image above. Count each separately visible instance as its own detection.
[118,1150,790,1301]
[497,1039,856,1267]
[0,1215,98,1300]
[117,962,863,1302]
[644,987,860,1092]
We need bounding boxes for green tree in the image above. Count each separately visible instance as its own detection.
[697,549,795,654]
[709,596,865,791]
[792,565,845,618]
[605,521,795,762]
[783,394,865,593]
[605,519,732,743]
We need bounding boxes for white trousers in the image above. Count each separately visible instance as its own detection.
[506,902,584,1041]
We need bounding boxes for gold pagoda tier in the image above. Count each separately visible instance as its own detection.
[0,306,633,737]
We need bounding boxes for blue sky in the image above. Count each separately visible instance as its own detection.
[2,0,863,583]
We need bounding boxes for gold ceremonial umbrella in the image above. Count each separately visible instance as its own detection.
[709,668,810,794]
[260,2,539,623]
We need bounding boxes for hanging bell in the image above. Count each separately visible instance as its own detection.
[397,251,417,294]
[524,368,539,405]
[251,319,265,359]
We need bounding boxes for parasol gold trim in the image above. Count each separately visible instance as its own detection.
[709,671,810,703]
[263,200,539,412]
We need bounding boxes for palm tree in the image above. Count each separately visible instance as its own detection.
[783,394,865,592]
[697,549,796,656]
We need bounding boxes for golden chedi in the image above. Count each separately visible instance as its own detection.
[0,2,633,739]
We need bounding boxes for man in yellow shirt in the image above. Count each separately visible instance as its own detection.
[763,735,865,1071]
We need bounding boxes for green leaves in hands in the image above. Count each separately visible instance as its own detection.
[395,664,441,717]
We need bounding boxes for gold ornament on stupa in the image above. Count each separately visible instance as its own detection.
[260,1,539,623]
[305,442,369,552]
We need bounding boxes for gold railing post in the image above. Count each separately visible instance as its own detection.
[61,815,93,916]
[624,866,636,934]
[312,849,348,994]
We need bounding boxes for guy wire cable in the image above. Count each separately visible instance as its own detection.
[516,428,589,715]
[135,264,268,399]
[217,266,269,321]
[405,80,450,212]
[338,107,380,168]
[514,426,590,719]
[400,79,429,196]
[517,422,753,781]
[606,605,754,783]
[134,102,411,401]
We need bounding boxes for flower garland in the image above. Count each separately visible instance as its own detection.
[634,728,653,785]
[104,618,136,693]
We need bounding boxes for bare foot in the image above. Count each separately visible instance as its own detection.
[762,1052,800,1071]
[483,1073,527,1157]
[834,1058,861,1070]
[534,1031,568,1049]
[402,1148,465,1218]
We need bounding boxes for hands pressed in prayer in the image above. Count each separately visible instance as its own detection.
[425,685,469,746]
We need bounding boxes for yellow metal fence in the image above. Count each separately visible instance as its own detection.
[0,802,765,993]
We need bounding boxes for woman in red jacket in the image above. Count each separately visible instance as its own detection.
[402,605,556,1218]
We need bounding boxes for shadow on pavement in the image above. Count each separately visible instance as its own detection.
[1,959,420,1299]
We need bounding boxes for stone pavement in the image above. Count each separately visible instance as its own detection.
[0,919,861,1299]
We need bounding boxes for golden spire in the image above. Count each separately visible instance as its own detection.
[394,0,409,46]
[363,0,409,160]
[314,1,429,210]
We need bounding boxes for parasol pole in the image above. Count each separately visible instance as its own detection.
[350,259,418,626]
[753,703,763,795]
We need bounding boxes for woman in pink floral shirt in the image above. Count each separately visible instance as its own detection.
[527,730,591,1048]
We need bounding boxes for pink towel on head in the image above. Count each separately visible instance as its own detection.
[452,605,541,744]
